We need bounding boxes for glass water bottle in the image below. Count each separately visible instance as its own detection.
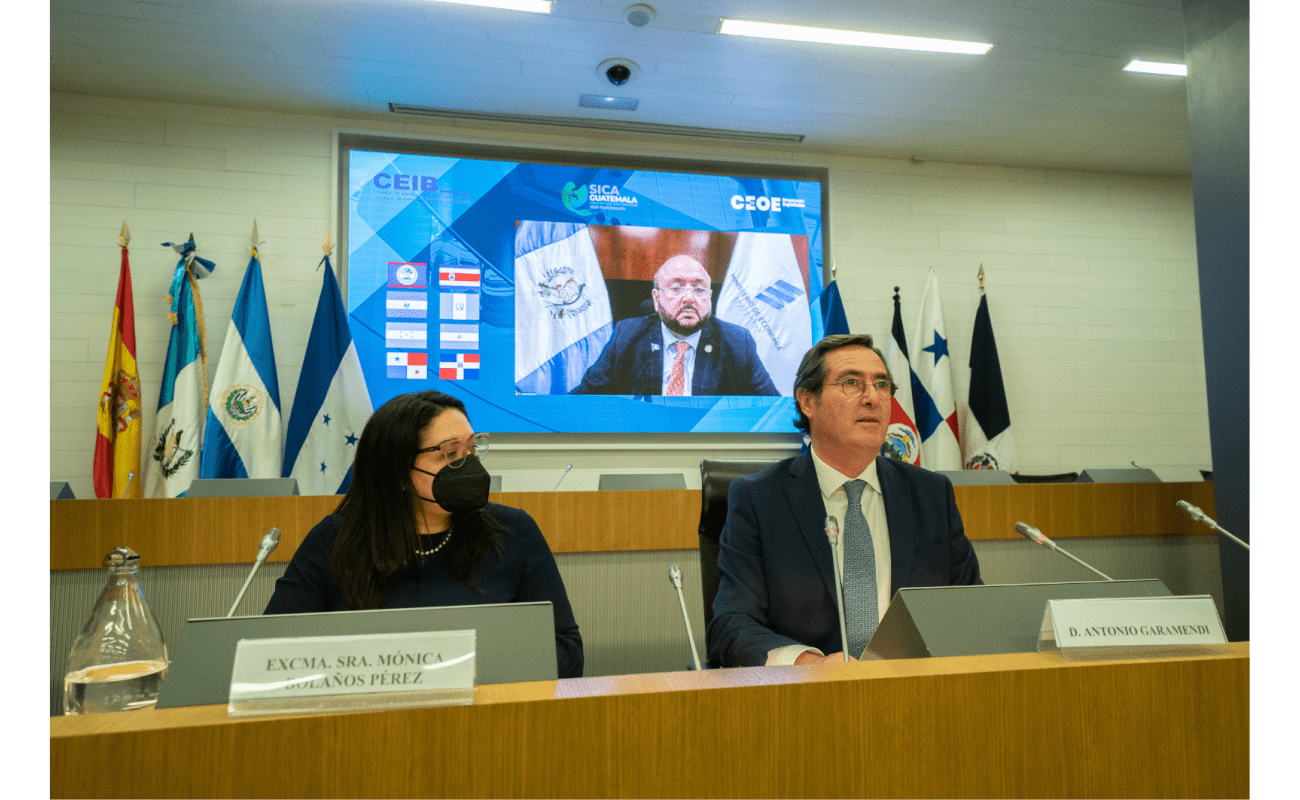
[63,547,169,715]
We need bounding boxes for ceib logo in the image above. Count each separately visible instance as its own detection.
[561,182,593,217]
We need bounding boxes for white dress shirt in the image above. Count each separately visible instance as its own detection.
[659,323,701,395]
[766,447,892,666]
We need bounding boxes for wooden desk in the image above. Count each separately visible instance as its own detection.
[51,643,1248,798]
[50,482,1217,569]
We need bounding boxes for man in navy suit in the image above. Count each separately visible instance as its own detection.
[707,333,982,667]
[570,255,778,396]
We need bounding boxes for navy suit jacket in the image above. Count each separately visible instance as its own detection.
[570,314,779,396]
[707,451,982,667]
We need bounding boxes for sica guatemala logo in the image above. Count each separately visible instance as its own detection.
[883,423,920,463]
[221,384,265,425]
[561,182,593,217]
[537,266,592,319]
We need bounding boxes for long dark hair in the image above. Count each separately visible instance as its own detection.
[329,390,504,610]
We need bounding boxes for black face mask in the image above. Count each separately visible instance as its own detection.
[414,455,491,514]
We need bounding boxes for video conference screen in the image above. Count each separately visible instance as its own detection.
[340,136,829,433]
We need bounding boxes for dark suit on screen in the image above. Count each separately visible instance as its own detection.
[570,314,779,396]
[707,451,982,667]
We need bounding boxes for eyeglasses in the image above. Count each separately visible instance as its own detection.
[825,376,894,398]
[657,284,711,299]
[417,433,490,469]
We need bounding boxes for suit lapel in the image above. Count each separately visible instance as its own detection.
[785,452,836,599]
[632,316,661,395]
[690,318,718,395]
[876,456,913,590]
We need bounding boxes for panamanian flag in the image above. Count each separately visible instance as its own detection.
[440,352,480,380]
[440,267,481,288]
[910,269,961,470]
[387,352,428,380]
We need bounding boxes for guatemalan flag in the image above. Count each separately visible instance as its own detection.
[282,257,373,495]
[144,237,213,498]
[910,269,961,471]
[715,232,812,396]
[884,287,921,465]
[514,222,613,394]
[963,281,1018,471]
[200,245,282,479]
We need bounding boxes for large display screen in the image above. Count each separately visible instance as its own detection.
[340,136,829,433]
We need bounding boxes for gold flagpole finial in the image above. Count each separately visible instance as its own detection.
[119,222,130,248]
[977,263,986,290]
[323,233,334,256]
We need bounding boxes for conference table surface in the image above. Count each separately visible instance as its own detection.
[51,642,1249,799]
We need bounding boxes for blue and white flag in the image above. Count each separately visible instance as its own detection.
[144,238,214,498]
[283,257,373,495]
[514,222,613,394]
[716,232,812,396]
[910,269,962,470]
[963,284,1018,472]
[200,246,282,479]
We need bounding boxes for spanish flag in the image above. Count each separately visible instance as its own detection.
[93,239,143,498]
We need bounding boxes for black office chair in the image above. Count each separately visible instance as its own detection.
[697,459,776,666]
[1009,472,1079,484]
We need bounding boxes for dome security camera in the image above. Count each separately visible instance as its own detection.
[597,58,640,87]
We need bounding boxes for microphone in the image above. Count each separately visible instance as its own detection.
[1014,521,1113,581]
[227,527,282,617]
[1176,500,1250,551]
[667,565,703,671]
[825,516,850,662]
[553,464,573,491]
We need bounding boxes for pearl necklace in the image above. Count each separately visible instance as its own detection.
[415,529,452,557]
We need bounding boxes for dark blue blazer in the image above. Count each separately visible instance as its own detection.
[570,314,779,396]
[707,451,982,667]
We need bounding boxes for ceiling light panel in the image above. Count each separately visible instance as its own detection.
[425,0,553,13]
[718,19,993,55]
[1123,60,1187,76]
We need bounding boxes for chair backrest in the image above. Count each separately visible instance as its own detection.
[1009,472,1079,484]
[697,459,777,658]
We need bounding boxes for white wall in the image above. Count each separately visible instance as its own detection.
[50,92,1210,498]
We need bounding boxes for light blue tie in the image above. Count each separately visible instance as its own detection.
[841,479,878,658]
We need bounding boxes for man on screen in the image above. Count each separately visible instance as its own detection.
[707,334,982,667]
[571,255,778,396]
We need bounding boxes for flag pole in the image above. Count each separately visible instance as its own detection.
[978,263,985,291]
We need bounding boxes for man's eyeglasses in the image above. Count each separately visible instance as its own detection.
[417,433,490,469]
[657,284,711,299]
[825,376,894,398]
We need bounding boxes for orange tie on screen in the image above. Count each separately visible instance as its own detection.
[667,341,688,396]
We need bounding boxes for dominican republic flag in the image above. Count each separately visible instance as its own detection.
[514,222,613,394]
[440,323,479,350]
[201,246,283,480]
[387,352,428,380]
[884,287,921,465]
[963,286,1018,471]
[386,290,427,319]
[93,236,143,498]
[910,269,961,470]
[145,238,214,498]
[439,352,481,380]
[283,257,373,495]
[715,232,812,396]
[440,292,480,321]
[385,321,427,349]
[387,262,427,288]
[440,267,480,288]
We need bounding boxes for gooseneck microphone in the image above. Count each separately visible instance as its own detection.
[1176,500,1250,551]
[553,464,573,491]
[825,516,850,663]
[1014,521,1113,581]
[227,527,282,617]
[668,565,703,671]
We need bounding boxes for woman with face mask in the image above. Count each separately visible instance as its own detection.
[264,390,583,678]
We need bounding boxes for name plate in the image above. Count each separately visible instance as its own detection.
[227,629,475,718]
[1038,595,1228,661]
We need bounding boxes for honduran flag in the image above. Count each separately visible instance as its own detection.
[513,222,613,394]
[200,245,282,480]
[92,233,143,498]
[910,269,961,471]
[387,352,428,380]
[283,257,373,495]
[963,283,1018,471]
[884,287,921,465]
[440,267,481,289]
[440,352,480,380]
